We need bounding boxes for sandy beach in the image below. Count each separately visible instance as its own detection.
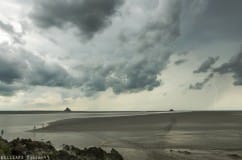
[37,111,242,131]
[36,111,242,160]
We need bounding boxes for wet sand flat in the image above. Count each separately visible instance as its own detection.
[38,111,242,132]
[36,111,242,160]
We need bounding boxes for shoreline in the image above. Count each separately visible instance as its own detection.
[35,111,242,132]
[0,111,171,114]
[0,110,241,114]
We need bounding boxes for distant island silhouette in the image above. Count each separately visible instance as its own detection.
[64,107,71,112]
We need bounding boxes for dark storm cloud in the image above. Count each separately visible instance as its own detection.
[73,0,183,96]
[0,46,172,97]
[174,59,187,65]
[202,0,242,39]
[189,73,214,90]
[0,44,77,96]
[190,56,219,90]
[0,44,25,96]
[0,58,22,84]
[213,50,242,86]
[22,53,76,88]
[109,53,170,94]
[194,56,219,73]
[1,0,183,97]
[77,50,172,96]
[191,47,242,88]
[0,46,23,84]
[0,82,21,96]
[30,0,124,39]
[138,0,181,52]
[181,0,242,46]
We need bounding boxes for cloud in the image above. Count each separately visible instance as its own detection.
[76,0,183,96]
[0,20,15,34]
[137,0,181,52]
[189,73,214,90]
[179,0,242,48]
[0,46,24,84]
[1,0,183,97]
[0,20,25,44]
[108,52,171,94]
[0,43,77,96]
[194,56,219,73]
[0,58,22,84]
[191,47,242,88]
[0,46,171,97]
[77,50,171,96]
[214,50,242,86]
[24,54,77,88]
[174,59,187,65]
[0,81,21,96]
[30,0,124,39]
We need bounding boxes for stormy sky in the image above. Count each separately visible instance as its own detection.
[0,0,242,110]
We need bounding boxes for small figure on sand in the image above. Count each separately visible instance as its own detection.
[1,129,4,137]
[33,125,36,131]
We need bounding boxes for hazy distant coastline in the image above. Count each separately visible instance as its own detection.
[0,110,162,114]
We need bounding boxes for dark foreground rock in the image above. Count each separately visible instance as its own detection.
[0,137,123,160]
